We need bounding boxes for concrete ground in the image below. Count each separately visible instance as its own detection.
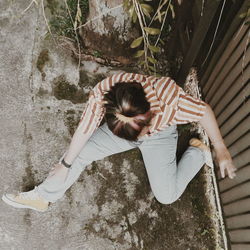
[0,1,225,249]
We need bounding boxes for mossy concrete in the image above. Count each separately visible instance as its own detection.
[0,1,224,249]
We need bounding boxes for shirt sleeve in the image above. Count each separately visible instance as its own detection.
[174,87,207,124]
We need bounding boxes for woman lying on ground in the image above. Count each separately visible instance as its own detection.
[2,72,237,212]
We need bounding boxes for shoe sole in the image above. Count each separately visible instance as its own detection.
[2,194,47,212]
[189,138,210,151]
[189,138,213,168]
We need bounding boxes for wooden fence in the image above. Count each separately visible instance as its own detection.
[171,0,249,248]
[200,21,249,250]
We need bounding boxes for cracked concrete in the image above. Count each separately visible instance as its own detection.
[0,1,225,249]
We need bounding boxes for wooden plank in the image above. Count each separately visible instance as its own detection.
[217,82,249,125]
[217,149,249,180]
[205,47,250,105]
[202,23,248,90]
[229,229,250,242]
[214,64,249,116]
[203,29,249,96]
[232,244,250,250]
[228,134,250,157]
[220,99,249,136]
[177,0,221,85]
[224,198,250,216]
[227,214,250,230]
[221,181,250,204]
[232,149,250,169]
[223,116,250,146]
[219,165,250,192]
[200,1,249,88]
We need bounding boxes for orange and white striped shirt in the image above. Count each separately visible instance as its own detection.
[77,72,207,137]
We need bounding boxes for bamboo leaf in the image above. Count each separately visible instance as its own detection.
[148,45,160,53]
[130,36,143,48]
[134,50,145,58]
[144,27,161,35]
[147,56,157,64]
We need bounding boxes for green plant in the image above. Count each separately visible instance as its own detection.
[49,0,89,39]
[124,0,175,74]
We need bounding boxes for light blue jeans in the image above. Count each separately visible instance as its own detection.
[37,123,205,204]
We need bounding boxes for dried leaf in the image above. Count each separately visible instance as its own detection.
[159,38,165,45]
[157,9,162,23]
[141,4,154,13]
[142,9,151,18]
[170,3,175,18]
[130,36,143,48]
[144,27,161,35]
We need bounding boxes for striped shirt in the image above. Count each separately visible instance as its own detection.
[77,72,207,137]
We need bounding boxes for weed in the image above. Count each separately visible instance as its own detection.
[49,0,89,39]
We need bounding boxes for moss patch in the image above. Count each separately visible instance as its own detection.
[36,49,50,81]
[79,132,217,249]
[49,0,89,39]
[52,75,87,104]
[79,70,106,88]
[63,109,82,136]
[22,124,36,191]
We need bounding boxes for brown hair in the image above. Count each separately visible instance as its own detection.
[104,81,152,141]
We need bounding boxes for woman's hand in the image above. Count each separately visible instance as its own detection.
[214,146,237,179]
[199,103,237,179]
[47,163,69,183]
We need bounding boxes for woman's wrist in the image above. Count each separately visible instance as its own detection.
[211,139,226,149]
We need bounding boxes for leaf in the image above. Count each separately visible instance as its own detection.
[138,60,146,66]
[239,12,247,18]
[159,38,165,45]
[157,9,162,22]
[170,3,175,18]
[134,50,145,58]
[148,65,156,72]
[141,4,154,13]
[142,4,151,18]
[123,0,131,9]
[132,9,138,23]
[130,36,143,48]
[144,27,161,35]
[148,45,161,53]
[128,5,135,19]
[147,56,157,64]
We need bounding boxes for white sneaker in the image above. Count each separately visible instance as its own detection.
[189,138,213,168]
[2,187,49,212]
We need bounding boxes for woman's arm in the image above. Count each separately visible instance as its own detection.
[199,103,237,179]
